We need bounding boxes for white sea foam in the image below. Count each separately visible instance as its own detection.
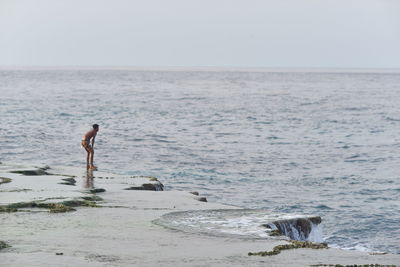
[156,209,324,242]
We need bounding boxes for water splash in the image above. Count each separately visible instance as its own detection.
[265,217,323,243]
[154,209,324,242]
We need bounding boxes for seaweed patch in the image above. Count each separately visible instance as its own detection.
[0,241,11,250]
[0,188,32,193]
[248,240,328,257]
[59,178,76,186]
[81,196,103,201]
[0,177,12,185]
[0,196,103,213]
[90,188,106,193]
[10,169,51,176]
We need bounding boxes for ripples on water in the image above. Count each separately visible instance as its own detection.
[1,69,400,254]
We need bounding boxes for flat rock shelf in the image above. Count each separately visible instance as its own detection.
[0,163,399,267]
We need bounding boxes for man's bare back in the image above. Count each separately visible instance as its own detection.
[83,129,97,142]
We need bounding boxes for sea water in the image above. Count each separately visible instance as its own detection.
[0,68,399,254]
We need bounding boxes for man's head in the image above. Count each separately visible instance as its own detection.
[93,124,99,131]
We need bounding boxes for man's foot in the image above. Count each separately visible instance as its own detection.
[89,165,97,170]
[86,165,90,170]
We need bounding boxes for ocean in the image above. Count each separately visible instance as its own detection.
[1,68,399,254]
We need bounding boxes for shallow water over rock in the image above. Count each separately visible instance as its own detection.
[154,209,323,243]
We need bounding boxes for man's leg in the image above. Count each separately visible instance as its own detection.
[90,150,94,167]
[83,141,92,169]
[86,151,90,169]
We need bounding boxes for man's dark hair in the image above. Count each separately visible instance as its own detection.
[93,124,99,130]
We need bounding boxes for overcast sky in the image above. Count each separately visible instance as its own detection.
[0,0,399,68]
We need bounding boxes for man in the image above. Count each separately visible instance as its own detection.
[82,124,99,170]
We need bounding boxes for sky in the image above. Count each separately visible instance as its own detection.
[0,0,400,68]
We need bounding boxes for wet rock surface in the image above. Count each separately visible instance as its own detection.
[1,164,400,266]
[263,216,322,241]
[0,164,163,211]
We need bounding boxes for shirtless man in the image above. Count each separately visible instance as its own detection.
[82,124,99,170]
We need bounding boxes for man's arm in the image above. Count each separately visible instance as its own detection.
[91,136,95,148]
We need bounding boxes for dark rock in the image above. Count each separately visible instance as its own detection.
[10,169,50,176]
[0,241,10,250]
[60,200,86,207]
[39,166,50,170]
[90,188,106,193]
[262,224,272,229]
[59,178,76,186]
[269,230,282,236]
[190,192,199,196]
[81,196,103,201]
[266,216,322,240]
[197,197,207,202]
[308,216,322,224]
[124,183,164,191]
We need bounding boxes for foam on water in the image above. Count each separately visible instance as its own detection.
[155,209,323,243]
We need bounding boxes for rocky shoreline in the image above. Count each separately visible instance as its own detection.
[0,163,399,266]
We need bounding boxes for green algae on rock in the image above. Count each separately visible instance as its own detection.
[248,240,328,257]
[0,177,12,184]
[0,196,103,213]
[90,188,106,193]
[81,196,103,201]
[0,188,32,193]
[60,199,99,208]
[10,169,51,176]
[0,241,11,250]
[1,201,75,213]
[59,177,77,186]
[46,203,76,213]
[0,206,17,212]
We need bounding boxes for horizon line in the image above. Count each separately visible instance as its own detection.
[1,65,400,73]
